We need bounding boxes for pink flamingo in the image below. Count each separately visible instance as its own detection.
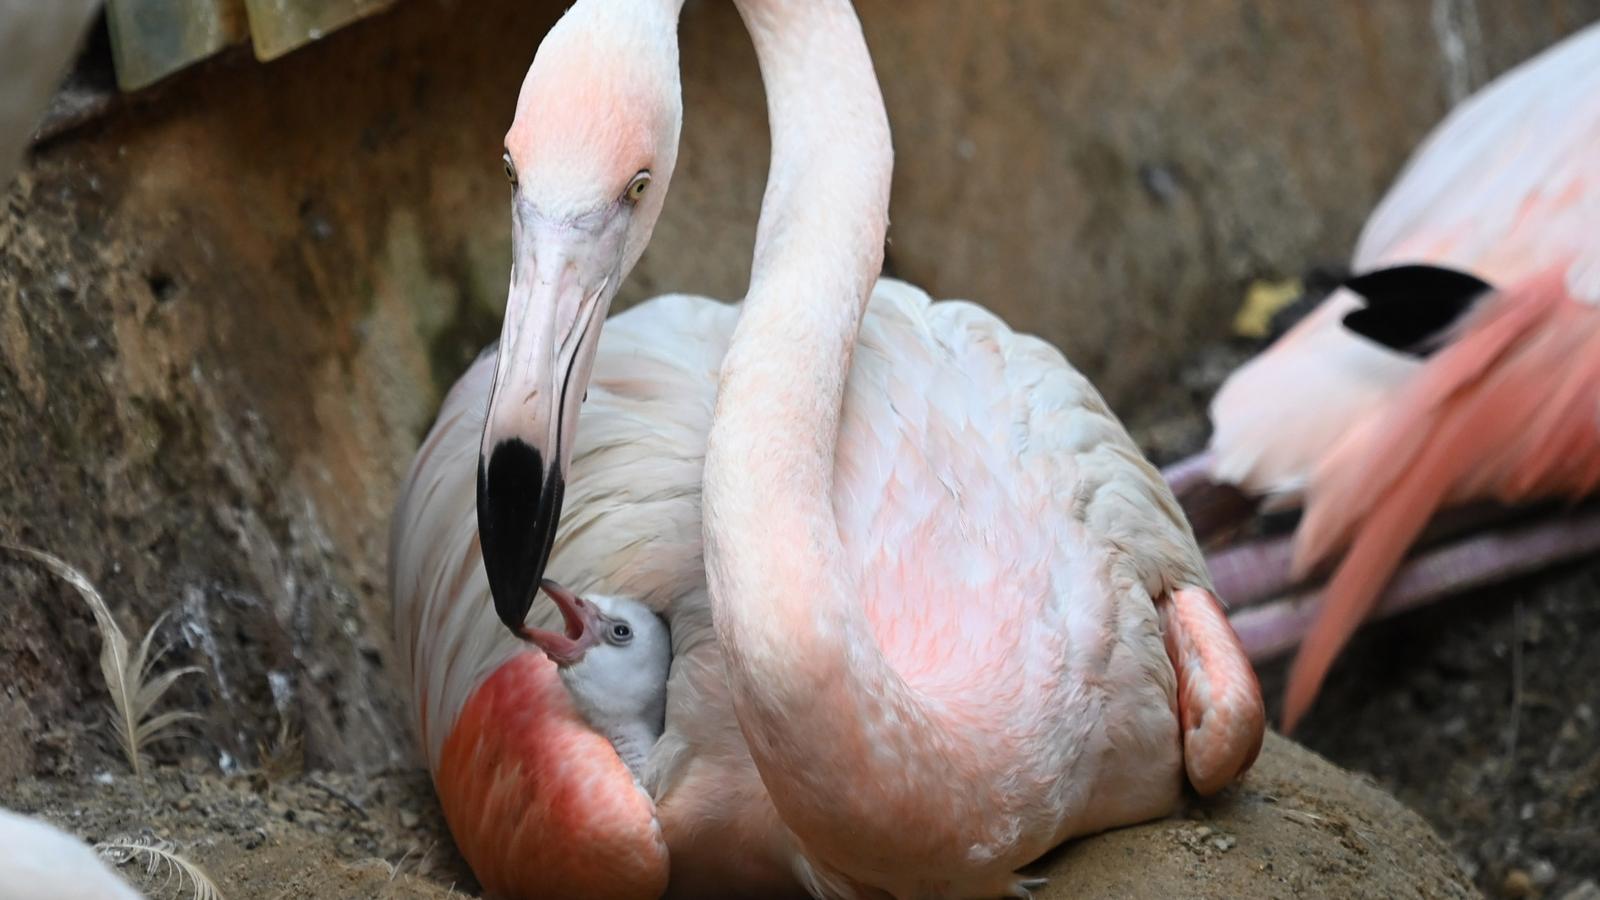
[393,0,1264,896]
[1166,21,1600,732]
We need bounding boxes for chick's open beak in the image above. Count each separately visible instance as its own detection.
[522,579,603,666]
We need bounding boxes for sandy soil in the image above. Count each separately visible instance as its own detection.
[3,729,1476,899]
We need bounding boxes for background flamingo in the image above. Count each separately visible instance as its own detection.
[394,0,1262,897]
[1164,21,1600,732]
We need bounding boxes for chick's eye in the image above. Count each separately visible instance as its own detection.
[503,152,517,187]
[610,622,632,643]
[623,171,651,204]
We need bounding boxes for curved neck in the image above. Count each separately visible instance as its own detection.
[703,0,933,866]
[703,0,889,676]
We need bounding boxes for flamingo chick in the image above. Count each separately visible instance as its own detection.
[523,579,671,779]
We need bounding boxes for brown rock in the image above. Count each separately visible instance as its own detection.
[1034,733,1474,898]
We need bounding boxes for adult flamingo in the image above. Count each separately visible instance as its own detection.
[1164,21,1600,732]
[393,0,1264,896]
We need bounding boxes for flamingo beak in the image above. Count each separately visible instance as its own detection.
[522,579,604,667]
[478,213,624,637]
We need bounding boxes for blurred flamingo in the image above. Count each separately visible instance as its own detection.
[1165,21,1600,732]
[393,0,1263,897]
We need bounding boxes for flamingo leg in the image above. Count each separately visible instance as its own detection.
[1160,452,1262,547]
[1205,501,1576,609]
[1160,451,1214,497]
[1158,587,1267,795]
[1229,504,1600,662]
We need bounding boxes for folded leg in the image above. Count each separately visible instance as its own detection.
[1159,586,1266,795]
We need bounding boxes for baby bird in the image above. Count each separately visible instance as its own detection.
[524,580,671,777]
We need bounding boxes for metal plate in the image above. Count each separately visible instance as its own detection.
[242,0,396,62]
[105,0,248,91]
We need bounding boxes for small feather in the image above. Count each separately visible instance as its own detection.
[2,544,200,777]
[97,836,223,900]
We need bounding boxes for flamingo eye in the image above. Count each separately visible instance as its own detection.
[503,151,517,188]
[609,622,633,644]
[623,171,651,204]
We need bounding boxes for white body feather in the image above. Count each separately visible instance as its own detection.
[0,809,143,900]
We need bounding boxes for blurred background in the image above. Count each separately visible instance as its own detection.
[1,1,1597,897]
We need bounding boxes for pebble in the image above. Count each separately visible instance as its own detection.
[1561,881,1600,900]
[400,809,420,830]
[1210,834,1237,852]
[1503,869,1534,899]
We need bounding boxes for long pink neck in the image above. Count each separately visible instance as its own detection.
[702,0,940,869]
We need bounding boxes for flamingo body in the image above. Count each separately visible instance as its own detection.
[397,283,1262,897]
[1209,21,1600,500]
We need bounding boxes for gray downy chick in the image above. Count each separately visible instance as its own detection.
[523,579,671,777]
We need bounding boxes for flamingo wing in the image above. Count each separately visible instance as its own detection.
[837,281,1261,838]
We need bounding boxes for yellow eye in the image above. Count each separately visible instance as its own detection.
[503,151,517,187]
[624,171,651,204]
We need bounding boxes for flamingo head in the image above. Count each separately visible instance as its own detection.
[478,0,684,638]
[524,580,672,756]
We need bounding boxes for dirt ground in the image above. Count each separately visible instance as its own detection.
[4,723,1479,900]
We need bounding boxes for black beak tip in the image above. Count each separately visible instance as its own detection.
[477,439,566,637]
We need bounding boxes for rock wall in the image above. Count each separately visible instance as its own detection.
[0,0,1594,775]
